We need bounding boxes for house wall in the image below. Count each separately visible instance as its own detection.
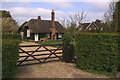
[20,31,24,39]
[56,33,63,39]
[30,33,34,40]
[23,26,28,38]
[87,24,97,30]
[27,29,30,37]
[34,33,39,41]
[38,33,47,40]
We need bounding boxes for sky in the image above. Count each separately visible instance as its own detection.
[1,1,111,26]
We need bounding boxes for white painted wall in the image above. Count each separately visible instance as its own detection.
[58,34,62,38]
[35,33,38,41]
[20,31,24,39]
[47,34,50,38]
[27,29,30,37]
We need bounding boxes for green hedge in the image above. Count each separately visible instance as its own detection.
[2,39,20,78]
[75,33,120,74]
[2,33,21,40]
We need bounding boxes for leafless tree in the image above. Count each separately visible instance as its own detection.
[58,11,87,46]
[103,1,116,23]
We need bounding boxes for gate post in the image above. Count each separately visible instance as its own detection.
[62,40,74,63]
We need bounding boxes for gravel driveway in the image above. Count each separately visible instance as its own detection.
[16,41,108,78]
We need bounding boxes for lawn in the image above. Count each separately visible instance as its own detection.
[35,40,63,45]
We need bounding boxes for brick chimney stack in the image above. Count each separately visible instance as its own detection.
[38,16,41,20]
[51,10,56,40]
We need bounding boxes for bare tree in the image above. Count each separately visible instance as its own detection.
[103,1,116,23]
[103,1,117,33]
[58,11,87,46]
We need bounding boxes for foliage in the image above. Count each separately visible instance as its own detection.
[1,10,18,33]
[0,10,11,18]
[75,33,120,76]
[62,32,72,42]
[2,39,20,78]
[113,1,120,33]
[58,11,87,46]
[103,1,120,33]
[2,33,21,40]
[2,33,21,78]
[2,18,18,33]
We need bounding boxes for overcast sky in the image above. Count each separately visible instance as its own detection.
[1,1,111,26]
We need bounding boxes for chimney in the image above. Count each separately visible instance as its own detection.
[38,16,41,20]
[51,10,56,40]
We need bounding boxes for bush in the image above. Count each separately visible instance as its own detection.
[2,33,21,40]
[62,33,72,42]
[2,39,20,78]
[75,33,120,74]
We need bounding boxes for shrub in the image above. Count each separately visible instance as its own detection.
[2,39,20,78]
[2,33,21,40]
[75,33,120,74]
[62,33,72,42]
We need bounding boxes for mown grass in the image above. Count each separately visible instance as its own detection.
[35,40,63,48]
[35,40,63,44]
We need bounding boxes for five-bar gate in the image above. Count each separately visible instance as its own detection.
[17,44,63,66]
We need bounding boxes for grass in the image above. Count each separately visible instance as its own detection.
[76,67,116,78]
[35,40,63,45]
[22,40,30,42]
[35,40,63,47]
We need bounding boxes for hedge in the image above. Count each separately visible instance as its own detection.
[2,33,21,40]
[75,33,120,74]
[2,35,20,78]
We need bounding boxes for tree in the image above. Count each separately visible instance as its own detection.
[113,1,120,33]
[1,10,18,33]
[2,18,18,33]
[103,1,116,33]
[59,11,87,46]
[0,10,11,18]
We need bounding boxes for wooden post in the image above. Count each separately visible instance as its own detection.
[62,40,74,63]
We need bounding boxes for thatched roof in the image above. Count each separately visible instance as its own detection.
[19,19,65,33]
